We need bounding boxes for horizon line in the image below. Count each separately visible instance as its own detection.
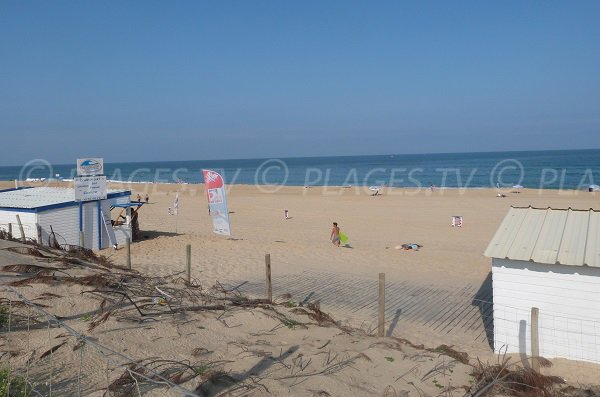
[2,147,600,168]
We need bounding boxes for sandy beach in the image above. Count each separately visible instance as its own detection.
[2,181,600,394]
[114,183,597,286]
[5,180,600,303]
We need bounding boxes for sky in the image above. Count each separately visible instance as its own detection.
[1,0,599,166]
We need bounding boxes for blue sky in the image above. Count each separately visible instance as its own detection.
[1,1,599,165]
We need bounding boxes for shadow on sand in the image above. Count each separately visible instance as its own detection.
[472,272,494,349]
[138,230,180,241]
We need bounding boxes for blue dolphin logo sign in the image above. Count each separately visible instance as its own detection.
[77,158,104,176]
[81,159,99,167]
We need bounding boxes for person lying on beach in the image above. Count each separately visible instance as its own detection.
[399,243,422,251]
[330,222,340,247]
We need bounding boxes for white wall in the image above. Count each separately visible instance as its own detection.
[113,225,131,246]
[0,210,38,240]
[492,258,600,363]
[80,200,113,250]
[37,205,79,247]
[1,195,130,250]
[73,199,129,250]
[81,201,96,249]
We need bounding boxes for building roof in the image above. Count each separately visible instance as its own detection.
[0,187,130,210]
[484,206,600,268]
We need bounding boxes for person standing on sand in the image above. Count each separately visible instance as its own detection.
[330,222,340,247]
[137,194,141,202]
[145,193,149,204]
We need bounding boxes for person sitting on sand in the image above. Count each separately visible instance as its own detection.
[330,222,341,247]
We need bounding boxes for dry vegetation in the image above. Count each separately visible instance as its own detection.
[1,240,599,396]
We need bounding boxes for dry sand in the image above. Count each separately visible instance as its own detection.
[1,246,474,396]
[113,183,600,383]
[2,181,600,394]
[113,183,599,286]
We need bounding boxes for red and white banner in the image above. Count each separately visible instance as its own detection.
[202,169,231,236]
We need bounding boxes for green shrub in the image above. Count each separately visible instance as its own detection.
[194,363,210,375]
[285,300,297,308]
[0,305,8,328]
[0,367,30,397]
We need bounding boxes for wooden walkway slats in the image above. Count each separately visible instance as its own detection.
[226,270,493,344]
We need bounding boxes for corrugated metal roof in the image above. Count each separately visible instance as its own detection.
[0,187,129,209]
[485,206,600,268]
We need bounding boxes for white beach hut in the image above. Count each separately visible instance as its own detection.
[0,187,133,250]
[484,206,600,363]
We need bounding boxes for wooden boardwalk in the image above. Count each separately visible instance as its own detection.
[226,270,494,348]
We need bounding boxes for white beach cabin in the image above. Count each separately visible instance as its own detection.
[0,187,133,250]
[484,206,600,363]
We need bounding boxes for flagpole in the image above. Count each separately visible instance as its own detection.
[175,191,179,234]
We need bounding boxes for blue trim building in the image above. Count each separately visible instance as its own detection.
[0,187,132,250]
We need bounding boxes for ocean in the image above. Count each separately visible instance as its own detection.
[1,149,599,190]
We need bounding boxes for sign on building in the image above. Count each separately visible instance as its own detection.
[75,176,107,201]
[77,158,104,176]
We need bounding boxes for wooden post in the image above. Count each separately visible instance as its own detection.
[36,224,42,245]
[125,238,131,270]
[265,253,272,302]
[185,244,191,285]
[531,307,540,371]
[378,273,385,337]
[15,215,25,243]
[8,223,12,239]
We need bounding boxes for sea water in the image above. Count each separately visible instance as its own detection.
[1,149,599,190]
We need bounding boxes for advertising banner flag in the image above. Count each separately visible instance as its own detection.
[202,169,231,236]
